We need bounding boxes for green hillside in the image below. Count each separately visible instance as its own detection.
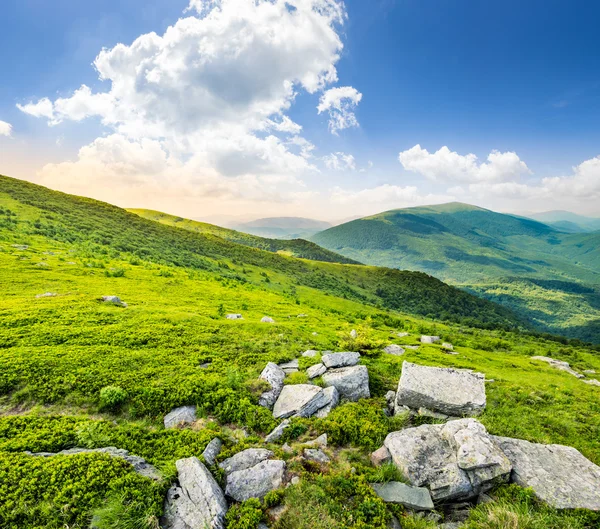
[1,176,600,529]
[311,203,600,342]
[128,209,355,264]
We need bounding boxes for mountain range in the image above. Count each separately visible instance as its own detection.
[311,203,600,342]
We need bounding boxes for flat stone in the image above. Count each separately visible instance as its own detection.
[584,369,596,374]
[265,419,291,443]
[219,448,273,475]
[162,457,227,529]
[202,438,222,467]
[405,345,420,350]
[164,406,197,429]
[420,335,440,344]
[302,350,318,357]
[494,436,600,510]
[531,356,584,378]
[384,344,405,356]
[307,363,327,379]
[304,448,330,464]
[583,379,600,387]
[370,446,392,466]
[418,407,449,420]
[102,295,127,307]
[279,359,299,374]
[226,313,243,320]
[397,332,410,337]
[396,361,486,417]
[261,316,275,323]
[313,386,340,418]
[442,343,454,350]
[259,362,286,409]
[370,481,434,511]
[36,292,57,298]
[321,352,360,368]
[384,419,511,503]
[322,365,370,401]
[305,434,328,448]
[272,384,327,419]
[225,459,286,502]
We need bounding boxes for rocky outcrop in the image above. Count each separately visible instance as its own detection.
[225,459,286,502]
[162,457,228,529]
[313,386,340,418]
[202,438,222,467]
[383,419,511,503]
[322,365,370,401]
[370,482,434,511]
[259,362,286,409]
[26,446,160,480]
[383,344,405,356]
[164,406,197,429]
[219,448,273,474]
[531,356,584,379]
[321,352,360,368]
[272,384,328,419]
[395,361,486,417]
[494,436,600,510]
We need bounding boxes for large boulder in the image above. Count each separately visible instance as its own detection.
[164,406,197,429]
[384,419,511,503]
[225,459,286,502]
[531,356,584,379]
[259,362,286,409]
[273,385,328,419]
[396,361,486,417]
[371,482,434,511]
[322,365,370,401]
[162,457,228,529]
[313,386,340,418]
[219,448,273,475]
[321,352,360,368]
[494,436,600,510]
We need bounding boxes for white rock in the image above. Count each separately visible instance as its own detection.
[370,481,434,511]
[383,344,405,356]
[321,352,360,368]
[164,406,197,429]
[304,448,330,464]
[279,359,299,374]
[259,362,286,409]
[313,386,340,418]
[420,335,440,344]
[265,419,291,443]
[36,292,57,298]
[350,329,358,339]
[307,363,327,379]
[226,313,243,320]
[305,434,328,448]
[225,459,286,501]
[261,316,275,323]
[396,361,486,417]
[531,356,584,378]
[202,438,222,467]
[583,379,600,387]
[302,350,318,357]
[273,385,327,419]
[219,448,274,475]
[322,365,370,401]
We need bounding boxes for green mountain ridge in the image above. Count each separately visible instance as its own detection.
[311,202,600,342]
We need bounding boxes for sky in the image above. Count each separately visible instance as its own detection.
[1,0,600,222]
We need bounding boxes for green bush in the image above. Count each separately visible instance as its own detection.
[99,386,128,411]
[224,498,263,529]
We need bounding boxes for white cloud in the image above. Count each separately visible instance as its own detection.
[17,0,352,204]
[541,156,600,199]
[317,86,362,134]
[0,120,12,137]
[398,145,531,183]
[323,152,356,171]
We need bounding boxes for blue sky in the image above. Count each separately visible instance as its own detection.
[2,0,600,220]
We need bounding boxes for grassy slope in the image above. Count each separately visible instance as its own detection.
[128,208,355,263]
[1,179,600,528]
[311,203,600,342]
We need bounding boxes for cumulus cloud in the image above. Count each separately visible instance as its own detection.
[317,86,362,134]
[541,156,600,199]
[0,120,12,137]
[17,0,354,203]
[323,152,356,171]
[399,145,531,183]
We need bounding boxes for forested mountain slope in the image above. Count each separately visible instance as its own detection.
[312,203,600,342]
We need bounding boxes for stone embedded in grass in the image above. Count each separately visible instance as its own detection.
[219,448,274,475]
[350,329,358,339]
[261,316,275,323]
[494,436,600,510]
[583,379,600,386]
[259,362,286,409]
[321,352,360,368]
[162,457,227,529]
[225,459,286,502]
[370,481,434,511]
[383,344,405,356]
[36,292,57,298]
[303,448,330,464]
[226,313,243,320]
[420,335,440,344]
[313,386,340,418]
[322,365,370,401]
[307,363,326,379]
[279,358,299,374]
[442,342,454,350]
[265,419,291,443]
[164,405,197,429]
[202,438,222,467]
[531,356,584,379]
[101,295,127,307]
[384,419,511,503]
[397,332,410,337]
[396,361,486,417]
[302,349,318,357]
[305,433,328,448]
[370,446,392,466]
[272,384,328,419]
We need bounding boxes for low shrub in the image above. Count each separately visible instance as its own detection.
[224,498,263,529]
[99,385,128,411]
